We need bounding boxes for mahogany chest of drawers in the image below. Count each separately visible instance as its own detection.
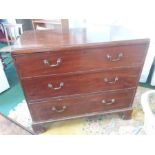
[11,28,149,133]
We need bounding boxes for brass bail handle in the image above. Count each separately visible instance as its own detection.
[106,53,123,62]
[52,106,67,113]
[104,77,119,84]
[43,58,62,67]
[48,82,64,90]
[102,99,116,105]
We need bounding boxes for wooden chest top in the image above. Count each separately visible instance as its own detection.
[11,28,149,54]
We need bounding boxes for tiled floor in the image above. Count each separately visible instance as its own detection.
[0,113,33,135]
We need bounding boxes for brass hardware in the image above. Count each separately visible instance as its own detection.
[52,106,67,113]
[48,82,64,90]
[101,99,115,105]
[106,53,123,62]
[104,77,118,84]
[43,58,62,67]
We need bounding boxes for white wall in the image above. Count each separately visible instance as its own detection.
[0,59,9,93]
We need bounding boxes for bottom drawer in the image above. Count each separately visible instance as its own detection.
[29,89,135,122]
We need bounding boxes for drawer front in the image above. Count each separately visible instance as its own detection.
[13,44,147,78]
[22,67,140,101]
[29,89,135,122]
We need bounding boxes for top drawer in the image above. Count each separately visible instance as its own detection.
[13,44,148,78]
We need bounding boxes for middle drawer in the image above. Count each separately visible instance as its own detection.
[21,67,141,101]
